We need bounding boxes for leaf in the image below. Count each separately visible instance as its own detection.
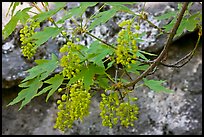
[136,51,149,61]
[155,11,177,20]
[138,50,158,56]
[106,2,136,14]
[143,78,173,93]
[96,75,109,89]
[88,9,117,31]
[35,74,64,102]
[30,27,63,47]
[126,62,149,74]
[3,7,32,39]
[69,64,105,90]
[7,76,43,110]
[32,2,66,22]
[163,18,176,32]
[56,2,98,24]
[22,53,59,82]
[86,41,114,68]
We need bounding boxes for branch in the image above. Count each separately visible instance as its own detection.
[160,31,201,68]
[124,2,189,88]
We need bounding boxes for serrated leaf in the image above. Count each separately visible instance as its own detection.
[32,2,66,22]
[30,27,63,47]
[86,41,114,68]
[3,7,31,39]
[34,74,64,102]
[155,11,177,20]
[88,9,117,31]
[143,78,173,93]
[69,64,105,90]
[22,54,58,83]
[7,76,43,110]
[56,2,98,24]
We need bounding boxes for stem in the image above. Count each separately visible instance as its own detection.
[85,31,116,50]
[124,2,189,88]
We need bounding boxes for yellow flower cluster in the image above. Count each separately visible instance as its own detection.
[19,20,40,59]
[54,81,91,131]
[115,19,140,68]
[59,41,81,79]
[99,90,139,128]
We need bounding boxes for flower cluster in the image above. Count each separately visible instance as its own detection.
[59,41,81,79]
[115,19,140,68]
[54,81,91,131]
[99,90,139,128]
[19,19,40,59]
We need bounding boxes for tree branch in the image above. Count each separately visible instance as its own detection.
[124,2,189,88]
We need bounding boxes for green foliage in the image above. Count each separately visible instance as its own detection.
[88,9,117,31]
[33,2,67,22]
[68,64,105,90]
[143,78,173,93]
[156,2,202,38]
[3,7,31,39]
[7,77,43,110]
[56,2,98,24]
[85,40,114,68]
[30,27,63,47]
[35,73,64,102]
[7,54,59,110]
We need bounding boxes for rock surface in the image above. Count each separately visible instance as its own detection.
[2,2,202,135]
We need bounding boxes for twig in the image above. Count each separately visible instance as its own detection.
[85,31,117,50]
[160,31,201,68]
[124,2,189,88]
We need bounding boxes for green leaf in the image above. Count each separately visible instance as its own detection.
[30,27,63,47]
[155,11,177,20]
[3,7,32,39]
[106,2,136,14]
[32,2,66,22]
[88,9,117,31]
[22,53,59,82]
[126,62,149,74]
[138,50,158,56]
[35,74,64,102]
[56,2,98,24]
[86,41,114,68]
[7,76,43,110]
[143,78,173,93]
[69,64,105,90]
[106,60,115,70]
[163,18,176,32]
[96,75,109,89]
[136,51,149,61]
